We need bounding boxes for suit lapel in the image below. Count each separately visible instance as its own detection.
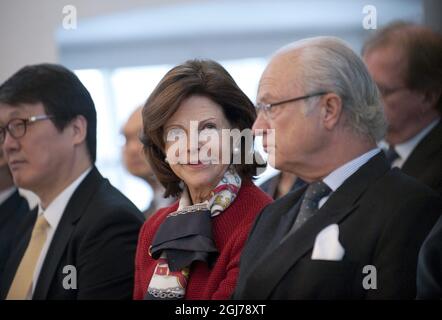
[0,207,37,299]
[234,186,305,299]
[0,191,17,226]
[33,167,104,299]
[273,186,307,243]
[245,204,358,299]
[243,152,391,299]
[402,121,442,176]
[252,186,307,264]
[0,190,30,227]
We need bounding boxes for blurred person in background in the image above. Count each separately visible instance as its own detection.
[363,21,442,194]
[122,106,173,218]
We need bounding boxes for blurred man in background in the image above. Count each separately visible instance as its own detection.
[363,22,442,194]
[122,106,173,218]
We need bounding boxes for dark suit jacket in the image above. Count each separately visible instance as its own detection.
[402,121,442,194]
[0,190,29,282]
[259,173,305,199]
[417,215,442,299]
[233,153,442,299]
[0,167,144,300]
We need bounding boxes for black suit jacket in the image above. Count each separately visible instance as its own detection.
[0,190,29,282]
[417,215,442,299]
[0,167,144,300]
[233,153,442,299]
[259,173,305,199]
[401,121,442,194]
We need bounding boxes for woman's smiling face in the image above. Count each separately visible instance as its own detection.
[163,95,232,199]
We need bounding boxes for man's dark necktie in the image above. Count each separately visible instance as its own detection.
[291,181,332,233]
[385,145,400,166]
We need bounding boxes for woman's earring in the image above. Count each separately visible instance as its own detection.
[164,157,169,163]
[232,138,241,155]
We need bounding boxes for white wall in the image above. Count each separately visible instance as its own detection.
[0,0,178,82]
[1,0,434,84]
[56,0,424,70]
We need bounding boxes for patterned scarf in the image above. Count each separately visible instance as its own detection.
[144,167,241,300]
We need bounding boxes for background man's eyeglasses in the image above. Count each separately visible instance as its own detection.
[0,115,54,144]
[377,85,407,98]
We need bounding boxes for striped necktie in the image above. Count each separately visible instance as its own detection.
[291,181,332,233]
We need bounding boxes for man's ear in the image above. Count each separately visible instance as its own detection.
[321,93,343,130]
[70,115,88,146]
[421,89,441,113]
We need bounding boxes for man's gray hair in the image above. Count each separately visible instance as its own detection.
[286,36,386,142]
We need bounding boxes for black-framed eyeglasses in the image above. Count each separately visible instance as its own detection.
[0,115,54,144]
[255,91,329,118]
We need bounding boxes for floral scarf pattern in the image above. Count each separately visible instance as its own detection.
[145,167,241,300]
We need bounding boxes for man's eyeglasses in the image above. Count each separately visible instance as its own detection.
[0,115,54,144]
[377,85,407,98]
[256,91,329,119]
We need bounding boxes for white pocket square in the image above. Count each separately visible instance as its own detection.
[311,224,345,261]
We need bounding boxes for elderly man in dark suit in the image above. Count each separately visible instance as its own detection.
[363,22,442,195]
[233,37,442,299]
[0,64,144,300]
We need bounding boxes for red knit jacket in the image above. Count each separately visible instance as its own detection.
[133,180,272,300]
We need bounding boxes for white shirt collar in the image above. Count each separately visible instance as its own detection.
[0,187,16,206]
[38,167,92,228]
[323,148,381,192]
